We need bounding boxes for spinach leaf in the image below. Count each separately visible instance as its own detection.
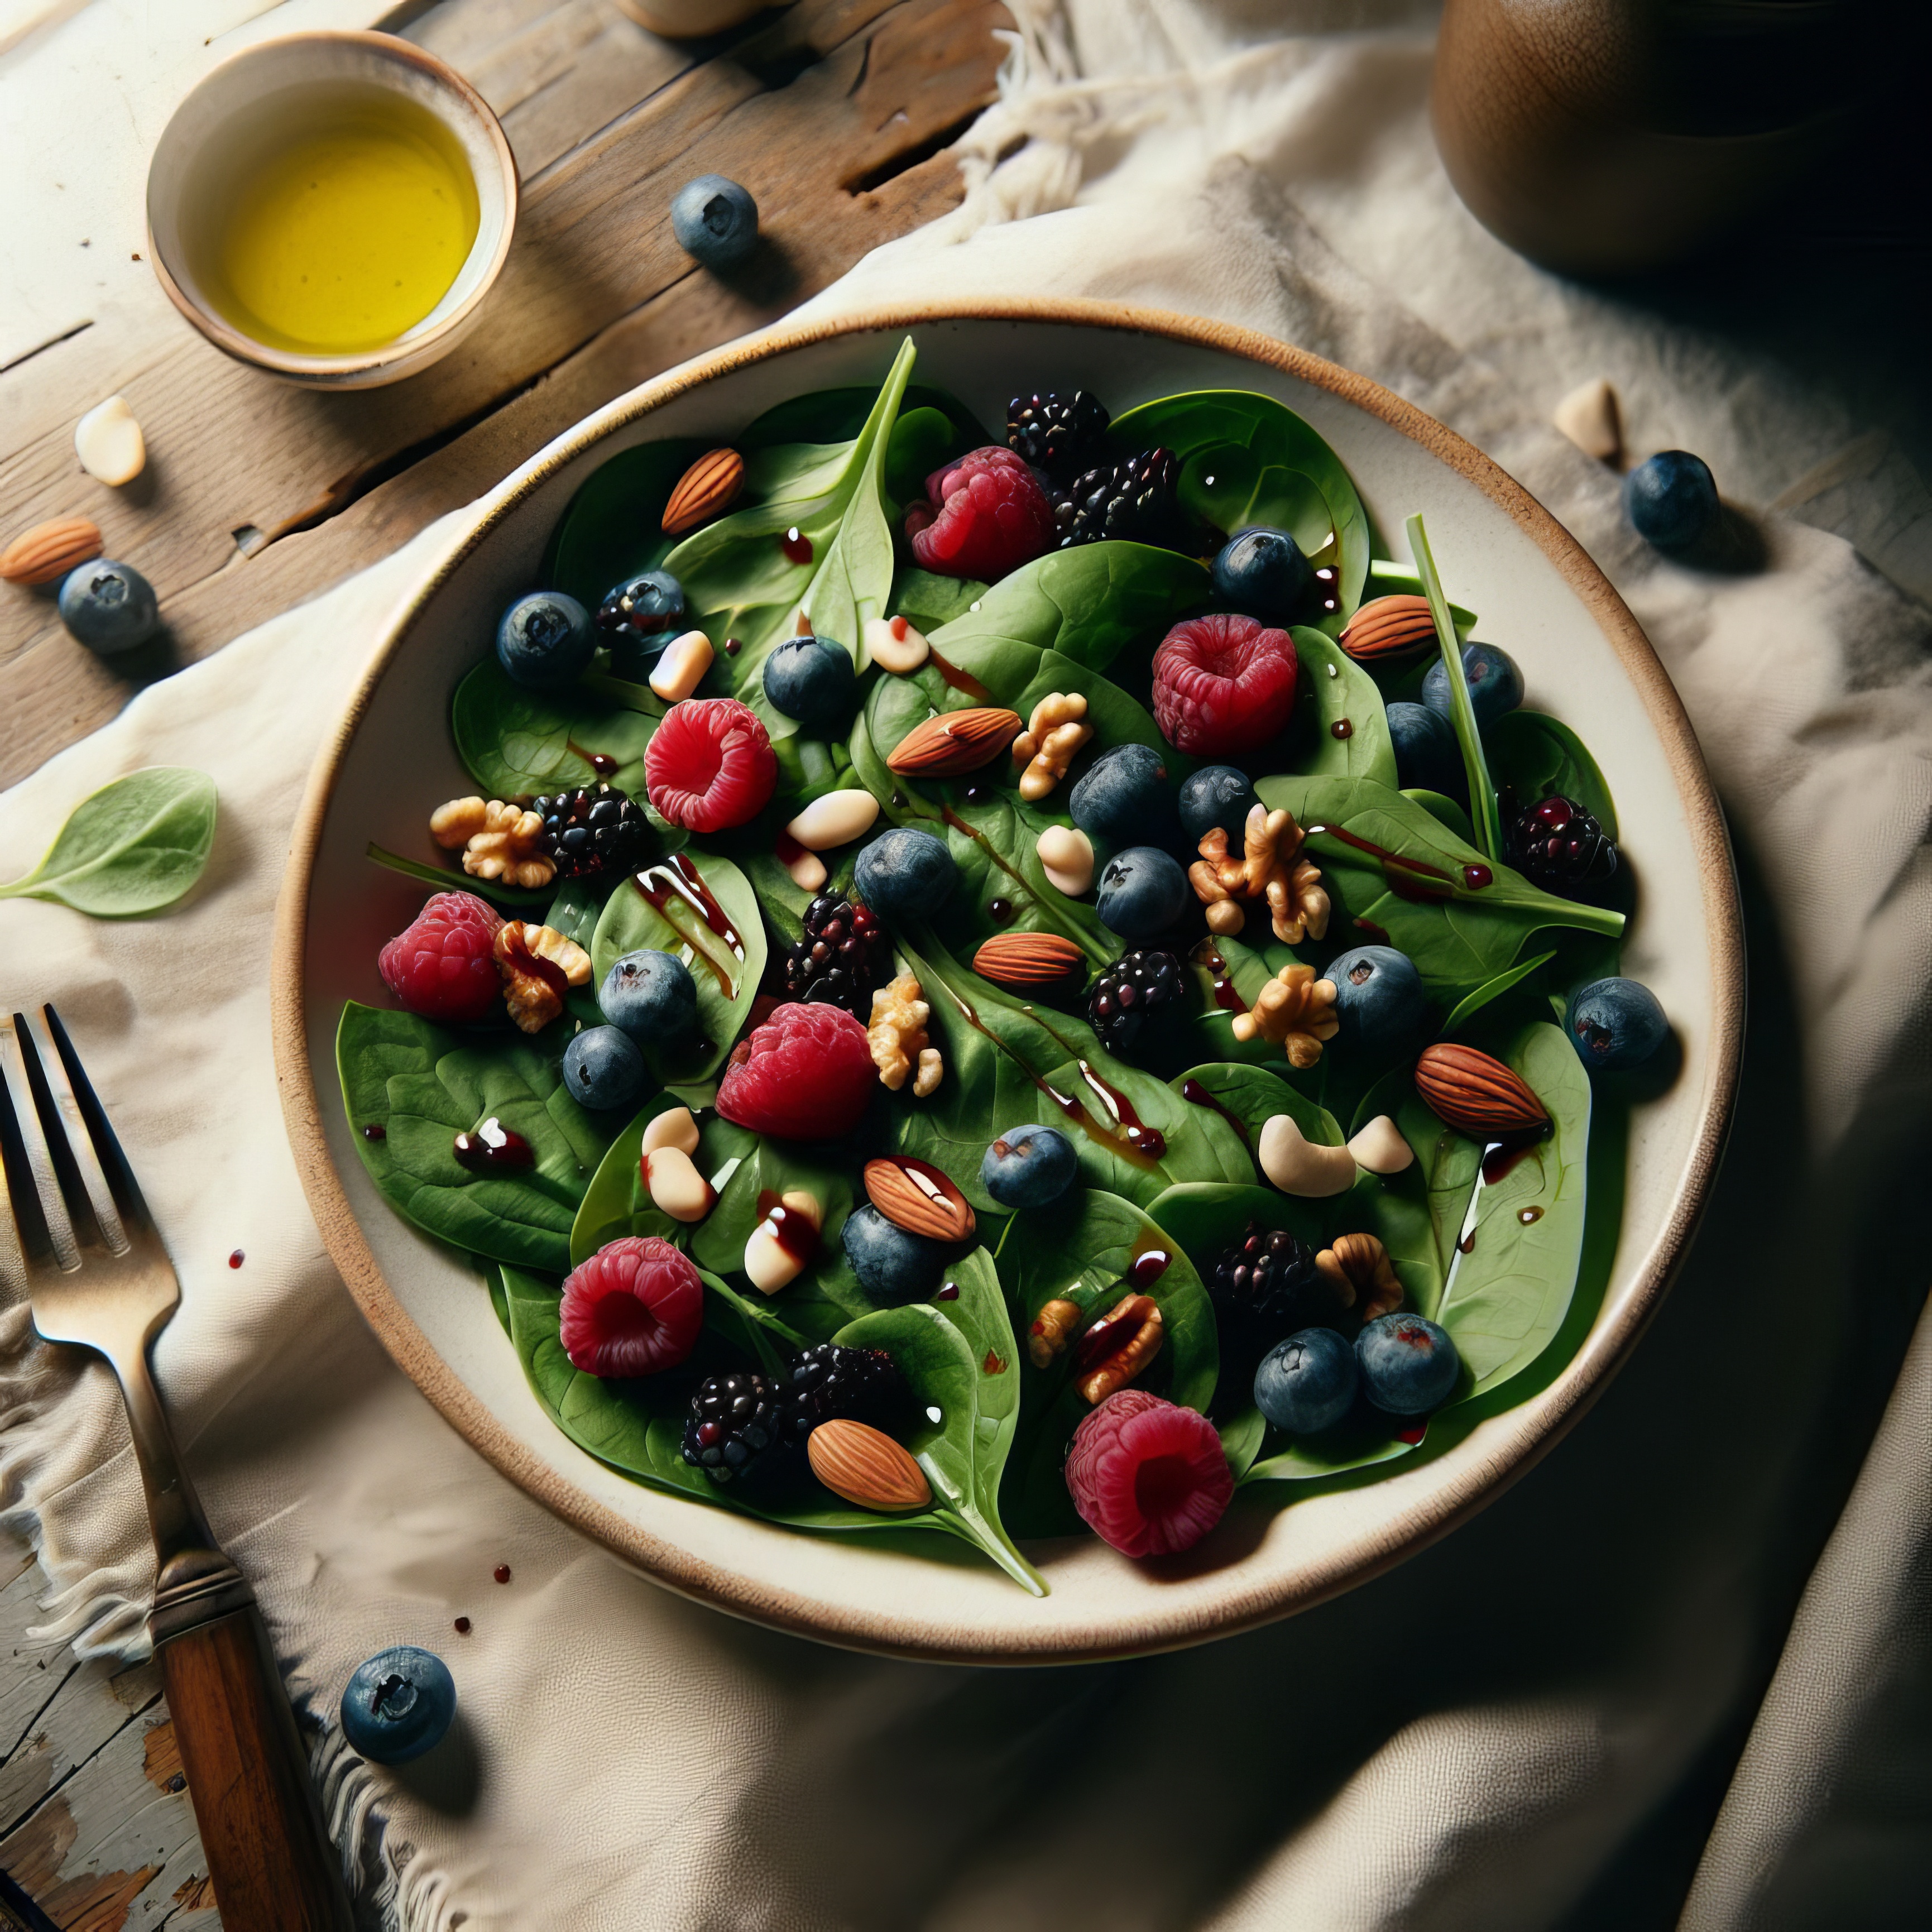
[337,1002,606,1273]
[995,1188,1219,1536]
[588,850,765,1084]
[1487,711,1620,838]
[884,407,959,507]
[1108,391,1370,625]
[1285,627,1395,784]
[568,1099,756,1265]
[1254,774,1623,998]
[1244,1427,1417,1484]
[450,660,658,798]
[0,767,217,918]
[1429,1022,1590,1398]
[889,565,986,632]
[541,438,704,612]
[926,541,1211,674]
[1407,513,1503,860]
[740,382,987,454]
[1439,950,1557,1037]
[1402,789,1476,847]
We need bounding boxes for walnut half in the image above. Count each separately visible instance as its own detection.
[431,795,555,890]
[868,974,943,1097]
[494,922,591,1034]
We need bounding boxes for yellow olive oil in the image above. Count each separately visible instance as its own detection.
[200,94,480,355]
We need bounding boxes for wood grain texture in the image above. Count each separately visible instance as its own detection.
[155,1609,349,1931]
[0,0,1008,789]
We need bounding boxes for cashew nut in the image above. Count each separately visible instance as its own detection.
[1347,1114,1415,1175]
[1258,1114,1357,1197]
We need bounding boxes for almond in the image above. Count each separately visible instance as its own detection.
[1414,1042,1550,1139]
[863,1156,975,1243]
[886,706,1021,778]
[971,932,1085,989]
[1338,595,1437,663]
[807,1418,932,1513]
[661,448,745,535]
[1,516,102,587]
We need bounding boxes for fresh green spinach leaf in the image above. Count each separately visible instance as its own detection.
[450,660,658,798]
[541,438,704,612]
[1487,711,1620,838]
[1285,627,1395,783]
[0,767,217,918]
[1407,513,1503,860]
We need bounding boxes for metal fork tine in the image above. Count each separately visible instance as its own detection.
[22,1007,132,1258]
[0,1015,78,1273]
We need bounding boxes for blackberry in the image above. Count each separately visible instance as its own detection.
[1053,447,1180,548]
[682,1372,790,1483]
[531,784,651,882]
[785,1344,903,1436]
[1087,948,1184,1053]
[780,891,884,1015]
[1008,389,1109,474]
[1209,1222,1324,1336]
[1509,794,1618,897]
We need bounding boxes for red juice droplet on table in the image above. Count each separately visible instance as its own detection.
[228,1249,244,1269]
[454,1616,472,1634]
[493,1564,512,1585]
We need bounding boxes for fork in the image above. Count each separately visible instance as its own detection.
[0,1006,351,1932]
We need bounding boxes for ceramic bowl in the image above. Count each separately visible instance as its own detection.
[272,301,1742,1662]
[145,31,517,390]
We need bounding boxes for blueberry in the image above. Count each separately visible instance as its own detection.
[763,634,858,732]
[596,573,684,680]
[562,1025,647,1110]
[1069,743,1180,850]
[1254,1326,1358,1434]
[340,1646,456,1766]
[1326,945,1429,1055]
[57,561,159,655]
[670,175,759,270]
[1387,701,1463,795]
[854,827,956,921]
[980,1124,1078,1209]
[1624,451,1719,551]
[497,591,594,690]
[1565,976,1669,1072]
[1178,765,1260,845]
[599,949,699,1048]
[1355,1313,1461,1417]
[842,1204,951,1302]
[1095,846,1190,939]
[1211,526,1315,622]
[1421,643,1524,727]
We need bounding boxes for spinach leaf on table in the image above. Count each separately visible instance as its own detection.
[588,849,765,1084]
[337,1003,607,1274]
[1108,391,1370,627]
[450,660,658,798]
[0,767,217,918]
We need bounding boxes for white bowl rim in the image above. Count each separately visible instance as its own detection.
[143,28,519,382]
[271,296,1745,1664]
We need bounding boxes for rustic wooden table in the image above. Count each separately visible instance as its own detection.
[0,0,1005,1918]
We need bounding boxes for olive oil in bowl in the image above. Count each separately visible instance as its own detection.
[192,88,481,357]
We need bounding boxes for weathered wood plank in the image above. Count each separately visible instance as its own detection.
[0,0,1006,790]
[0,1652,162,1847]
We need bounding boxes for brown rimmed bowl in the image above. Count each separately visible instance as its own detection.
[271,300,1743,1663]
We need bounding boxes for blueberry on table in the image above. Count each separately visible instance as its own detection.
[1386,701,1463,795]
[1069,742,1180,850]
[1178,764,1260,845]
[341,1646,455,1766]
[1095,846,1190,939]
[562,1024,647,1111]
[1254,1326,1358,1434]
[1326,945,1428,1055]
[497,590,593,689]
[57,560,159,654]
[1356,1312,1461,1417]
[763,632,858,731]
[1625,450,1719,551]
[1565,976,1669,1072]
[599,948,699,1047]
[842,1204,952,1302]
[1211,526,1315,622]
[1422,642,1523,726]
[671,174,759,269]
[981,1123,1078,1208]
[854,826,956,921]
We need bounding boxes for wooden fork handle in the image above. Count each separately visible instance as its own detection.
[156,1605,353,1931]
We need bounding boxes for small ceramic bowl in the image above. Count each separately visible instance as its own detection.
[146,32,517,390]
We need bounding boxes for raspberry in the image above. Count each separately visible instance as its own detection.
[715,1002,876,1140]
[559,1235,703,1378]
[645,697,777,833]
[1065,1389,1234,1558]
[1152,613,1298,756]
[904,446,1055,582]
[377,890,505,1024]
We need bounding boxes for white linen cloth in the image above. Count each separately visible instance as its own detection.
[3,4,1929,1926]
